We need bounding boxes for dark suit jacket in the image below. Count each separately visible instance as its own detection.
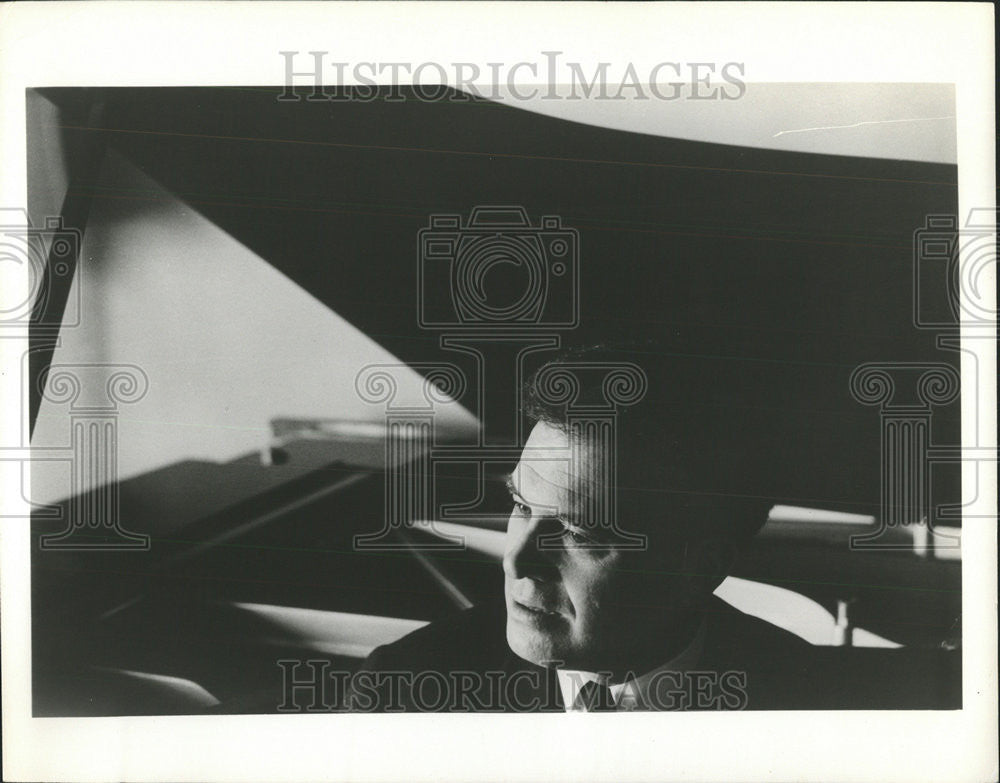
[346,597,960,712]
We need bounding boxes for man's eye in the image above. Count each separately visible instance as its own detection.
[512,501,530,517]
[562,525,594,546]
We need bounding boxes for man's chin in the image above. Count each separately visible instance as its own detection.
[506,615,564,667]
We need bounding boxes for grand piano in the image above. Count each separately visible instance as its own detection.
[27,85,962,714]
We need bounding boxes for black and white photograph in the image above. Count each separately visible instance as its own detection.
[1,3,995,782]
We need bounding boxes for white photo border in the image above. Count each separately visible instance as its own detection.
[1,2,995,782]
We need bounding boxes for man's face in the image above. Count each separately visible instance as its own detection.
[503,422,677,671]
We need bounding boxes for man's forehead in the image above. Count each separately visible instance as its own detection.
[512,422,604,500]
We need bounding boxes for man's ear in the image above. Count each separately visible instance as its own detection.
[679,536,738,605]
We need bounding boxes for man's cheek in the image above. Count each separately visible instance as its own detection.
[572,568,621,635]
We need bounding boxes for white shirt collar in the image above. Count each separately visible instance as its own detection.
[556,618,707,711]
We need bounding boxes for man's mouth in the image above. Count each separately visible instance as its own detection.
[513,600,562,618]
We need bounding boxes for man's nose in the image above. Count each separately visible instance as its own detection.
[502,514,558,581]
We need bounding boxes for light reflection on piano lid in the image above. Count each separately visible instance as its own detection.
[272,418,409,441]
[768,505,876,525]
[264,417,476,470]
[228,603,429,659]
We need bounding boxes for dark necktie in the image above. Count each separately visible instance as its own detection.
[576,680,617,712]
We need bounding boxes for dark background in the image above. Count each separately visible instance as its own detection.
[29,87,962,714]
